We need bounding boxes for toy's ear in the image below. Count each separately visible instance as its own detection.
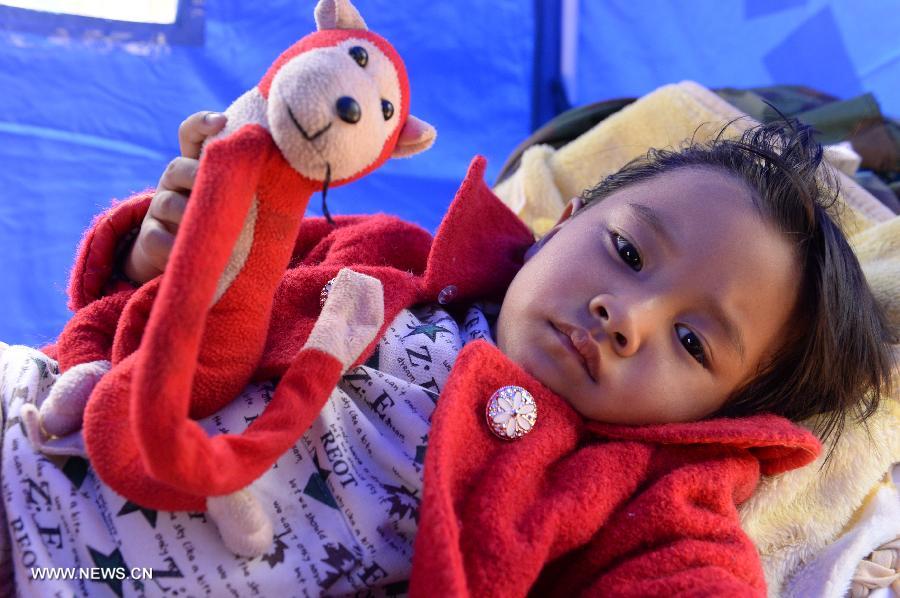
[315,0,367,31]
[392,115,437,158]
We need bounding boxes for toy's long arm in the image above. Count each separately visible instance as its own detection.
[83,124,293,508]
[129,124,268,407]
[91,120,382,502]
[138,268,383,498]
[128,122,268,446]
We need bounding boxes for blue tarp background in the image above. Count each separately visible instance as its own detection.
[1,0,897,347]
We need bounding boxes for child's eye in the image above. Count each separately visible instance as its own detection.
[612,233,642,271]
[676,324,707,366]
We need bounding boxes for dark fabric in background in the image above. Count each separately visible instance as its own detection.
[1,0,897,346]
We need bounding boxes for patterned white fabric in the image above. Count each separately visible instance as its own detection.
[0,303,495,597]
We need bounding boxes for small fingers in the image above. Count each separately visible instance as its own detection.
[139,218,176,272]
[158,157,198,193]
[178,111,227,158]
[149,190,188,232]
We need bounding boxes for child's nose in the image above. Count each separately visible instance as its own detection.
[588,294,651,357]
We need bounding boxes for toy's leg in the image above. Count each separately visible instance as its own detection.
[20,405,87,457]
[207,489,273,557]
[20,359,109,456]
[0,344,86,457]
[38,360,111,436]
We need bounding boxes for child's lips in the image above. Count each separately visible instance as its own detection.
[552,322,601,382]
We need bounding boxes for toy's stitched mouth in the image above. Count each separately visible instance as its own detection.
[320,161,335,225]
[287,106,332,141]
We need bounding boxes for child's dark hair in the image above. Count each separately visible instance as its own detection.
[579,119,896,444]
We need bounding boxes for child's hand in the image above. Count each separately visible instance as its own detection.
[122,111,228,284]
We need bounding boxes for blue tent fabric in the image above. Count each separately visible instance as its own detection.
[575,0,899,115]
[1,0,898,346]
[0,0,534,346]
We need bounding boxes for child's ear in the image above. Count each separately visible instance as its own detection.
[523,197,584,262]
[392,115,436,158]
[556,196,583,223]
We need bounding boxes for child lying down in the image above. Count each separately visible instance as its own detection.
[0,114,894,597]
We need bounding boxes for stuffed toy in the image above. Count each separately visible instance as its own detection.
[22,0,435,556]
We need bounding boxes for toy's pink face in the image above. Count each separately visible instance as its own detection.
[267,37,404,183]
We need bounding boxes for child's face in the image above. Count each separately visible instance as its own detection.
[496,167,802,425]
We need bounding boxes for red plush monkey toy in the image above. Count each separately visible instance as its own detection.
[23,0,434,556]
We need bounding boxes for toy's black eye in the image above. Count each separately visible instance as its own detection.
[349,46,368,67]
[381,99,394,121]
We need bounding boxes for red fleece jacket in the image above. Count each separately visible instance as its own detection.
[50,157,820,596]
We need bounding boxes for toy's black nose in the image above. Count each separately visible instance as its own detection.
[336,96,361,124]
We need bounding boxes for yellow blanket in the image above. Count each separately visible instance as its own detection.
[492,80,900,596]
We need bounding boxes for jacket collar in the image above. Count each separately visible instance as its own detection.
[453,340,821,476]
[419,156,536,304]
[586,415,821,476]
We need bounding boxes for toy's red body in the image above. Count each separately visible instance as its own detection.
[83,126,332,506]
[44,12,433,511]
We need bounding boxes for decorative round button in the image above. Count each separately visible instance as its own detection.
[437,285,458,305]
[319,277,337,308]
[485,386,537,440]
